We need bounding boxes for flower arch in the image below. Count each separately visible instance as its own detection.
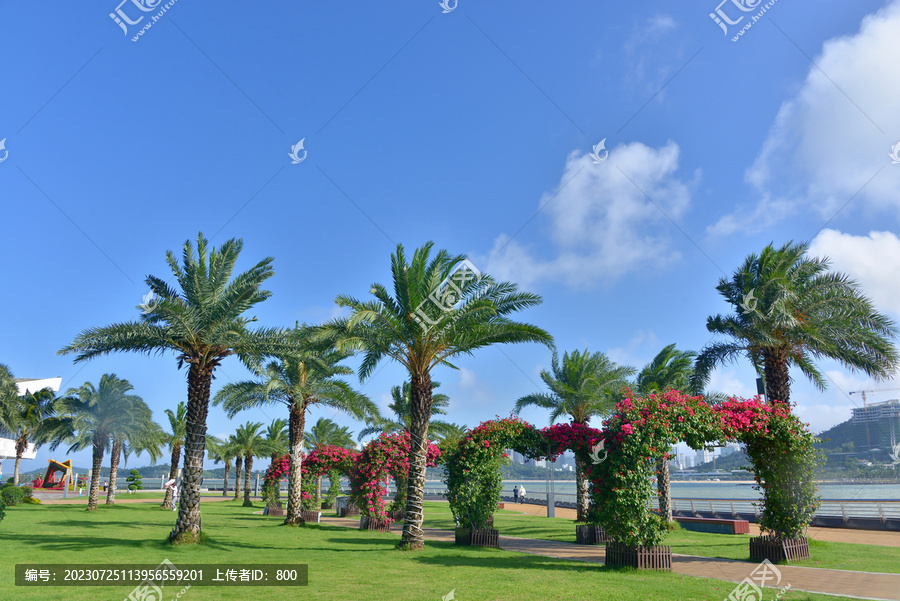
[591,389,820,547]
[262,433,441,525]
[444,391,820,556]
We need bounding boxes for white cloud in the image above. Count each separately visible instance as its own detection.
[478,141,694,288]
[606,330,660,370]
[709,1,900,236]
[705,369,756,400]
[455,367,498,407]
[809,229,900,318]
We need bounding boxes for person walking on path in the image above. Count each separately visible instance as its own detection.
[513,486,519,503]
[518,485,526,503]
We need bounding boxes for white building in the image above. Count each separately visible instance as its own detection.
[0,377,62,462]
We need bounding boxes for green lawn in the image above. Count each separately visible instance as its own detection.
[0,500,871,600]
[424,503,900,574]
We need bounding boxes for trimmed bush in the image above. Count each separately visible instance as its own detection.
[1,484,26,506]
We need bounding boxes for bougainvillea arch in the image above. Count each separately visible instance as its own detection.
[444,390,820,552]
[262,432,441,525]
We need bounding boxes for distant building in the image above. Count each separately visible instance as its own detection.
[1,377,62,461]
[695,449,713,466]
[852,399,900,424]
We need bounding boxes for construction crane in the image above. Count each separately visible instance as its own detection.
[848,388,900,458]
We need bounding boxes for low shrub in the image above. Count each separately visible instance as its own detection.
[1,484,26,506]
[22,496,41,504]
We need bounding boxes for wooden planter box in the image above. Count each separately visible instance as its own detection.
[575,524,609,545]
[301,510,321,524]
[749,536,810,563]
[604,542,672,570]
[321,502,333,510]
[263,506,286,517]
[359,516,392,532]
[455,527,499,548]
[388,509,405,521]
[338,506,360,518]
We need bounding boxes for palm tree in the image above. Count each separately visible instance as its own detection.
[304,417,356,506]
[304,417,355,450]
[232,434,243,501]
[357,381,457,442]
[58,233,297,543]
[325,242,553,550]
[54,375,148,511]
[514,349,635,521]
[635,344,698,523]
[105,401,162,505]
[694,241,898,406]
[160,402,187,509]
[264,418,289,463]
[357,381,458,509]
[209,436,239,497]
[231,422,268,506]
[0,382,66,486]
[214,329,374,525]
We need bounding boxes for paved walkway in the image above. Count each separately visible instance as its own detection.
[319,512,900,600]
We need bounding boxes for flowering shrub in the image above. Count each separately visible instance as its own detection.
[718,398,821,539]
[349,432,441,523]
[444,416,544,529]
[590,389,721,547]
[590,389,820,547]
[261,445,359,508]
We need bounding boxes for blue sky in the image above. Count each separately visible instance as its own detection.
[3,0,900,473]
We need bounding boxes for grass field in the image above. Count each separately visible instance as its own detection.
[0,499,874,601]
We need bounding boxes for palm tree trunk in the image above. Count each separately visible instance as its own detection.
[315,475,322,507]
[162,442,181,509]
[234,456,243,500]
[400,373,432,551]
[106,439,122,505]
[171,362,213,544]
[87,436,104,511]
[243,454,253,506]
[656,457,672,523]
[763,350,791,405]
[285,400,306,525]
[574,455,589,522]
[222,460,230,497]
[13,454,22,487]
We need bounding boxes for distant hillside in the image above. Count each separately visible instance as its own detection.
[816,417,899,459]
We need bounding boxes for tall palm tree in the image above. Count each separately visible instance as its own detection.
[357,381,457,442]
[325,242,553,550]
[58,233,297,543]
[160,402,187,509]
[694,241,898,406]
[214,329,374,525]
[514,349,635,521]
[54,375,148,511]
[0,383,66,486]
[264,418,289,463]
[635,344,698,523]
[304,417,356,506]
[232,422,268,506]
